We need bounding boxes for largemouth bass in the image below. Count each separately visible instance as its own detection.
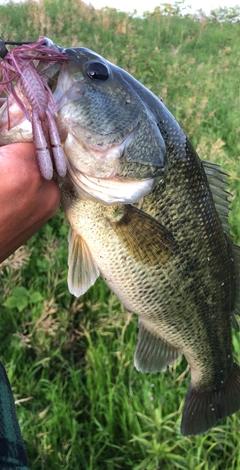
[1,39,240,436]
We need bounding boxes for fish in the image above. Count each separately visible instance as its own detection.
[1,39,240,436]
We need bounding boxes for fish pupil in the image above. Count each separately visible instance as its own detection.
[86,62,109,81]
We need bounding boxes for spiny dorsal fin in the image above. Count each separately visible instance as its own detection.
[202,160,231,235]
[231,312,239,331]
[68,227,99,297]
[134,317,181,372]
[232,244,240,316]
[203,161,240,318]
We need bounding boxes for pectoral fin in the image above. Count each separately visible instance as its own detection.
[109,204,176,266]
[68,227,100,297]
[134,318,181,372]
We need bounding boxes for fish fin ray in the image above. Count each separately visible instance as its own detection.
[203,161,240,317]
[232,244,240,316]
[202,161,228,180]
[231,313,239,331]
[134,318,180,372]
[202,160,231,235]
[181,362,240,436]
[109,205,176,266]
[68,227,99,297]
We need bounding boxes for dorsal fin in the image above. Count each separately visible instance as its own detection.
[203,160,240,318]
[232,244,240,316]
[202,160,231,236]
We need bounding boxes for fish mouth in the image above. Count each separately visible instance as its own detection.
[62,122,138,176]
[63,125,160,205]
[66,162,160,205]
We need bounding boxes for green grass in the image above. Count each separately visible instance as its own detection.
[1,1,240,468]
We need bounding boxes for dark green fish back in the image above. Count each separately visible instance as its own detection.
[138,134,240,435]
[203,160,240,318]
[141,140,235,354]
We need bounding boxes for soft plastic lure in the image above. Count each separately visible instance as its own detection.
[0,37,69,179]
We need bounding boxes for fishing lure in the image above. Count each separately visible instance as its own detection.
[0,37,70,179]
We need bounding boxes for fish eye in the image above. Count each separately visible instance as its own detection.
[86,61,109,81]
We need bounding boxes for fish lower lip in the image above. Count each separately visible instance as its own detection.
[66,159,160,205]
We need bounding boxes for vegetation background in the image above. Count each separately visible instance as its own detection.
[1,0,240,468]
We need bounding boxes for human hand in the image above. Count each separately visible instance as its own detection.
[0,142,60,263]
